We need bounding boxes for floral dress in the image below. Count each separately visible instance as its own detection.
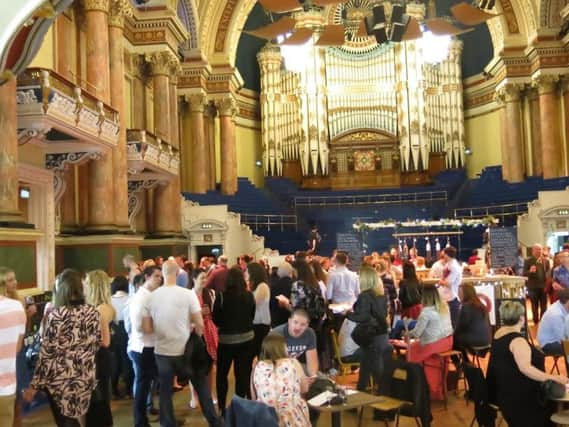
[253,359,311,427]
[199,289,219,361]
[30,304,100,418]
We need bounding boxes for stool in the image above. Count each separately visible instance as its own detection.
[426,350,463,410]
[468,345,491,369]
[548,354,564,375]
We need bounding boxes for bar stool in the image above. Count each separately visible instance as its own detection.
[424,349,463,410]
[468,345,491,369]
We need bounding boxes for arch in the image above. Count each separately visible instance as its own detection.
[177,0,199,49]
[538,0,566,29]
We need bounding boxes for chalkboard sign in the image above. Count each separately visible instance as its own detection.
[336,232,363,270]
[490,227,518,269]
[495,298,528,338]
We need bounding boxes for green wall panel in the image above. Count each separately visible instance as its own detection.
[111,246,140,276]
[63,246,108,274]
[0,243,36,287]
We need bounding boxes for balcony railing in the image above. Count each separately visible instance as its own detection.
[293,190,448,208]
[127,129,180,176]
[453,202,529,220]
[240,214,298,231]
[16,68,120,146]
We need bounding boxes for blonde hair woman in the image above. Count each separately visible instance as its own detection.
[347,266,391,392]
[407,285,453,400]
[84,270,114,426]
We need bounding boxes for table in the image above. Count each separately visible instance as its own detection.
[308,391,385,427]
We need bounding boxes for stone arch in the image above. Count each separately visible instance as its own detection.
[177,0,199,49]
[538,0,567,29]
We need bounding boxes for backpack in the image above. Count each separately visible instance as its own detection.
[303,283,327,322]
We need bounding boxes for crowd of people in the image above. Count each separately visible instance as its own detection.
[0,242,569,426]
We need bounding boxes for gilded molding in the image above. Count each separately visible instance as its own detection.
[109,0,133,28]
[82,0,109,13]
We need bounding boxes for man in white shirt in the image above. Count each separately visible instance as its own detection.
[128,265,161,427]
[438,246,462,328]
[326,252,359,304]
[143,260,218,427]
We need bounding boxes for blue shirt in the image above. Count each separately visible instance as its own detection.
[537,300,569,346]
[553,265,569,289]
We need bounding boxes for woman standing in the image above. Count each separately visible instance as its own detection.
[252,335,311,427]
[248,262,271,357]
[109,275,132,399]
[347,266,391,392]
[398,261,422,319]
[23,269,104,426]
[212,267,255,415]
[190,272,219,408]
[487,301,567,427]
[84,270,115,427]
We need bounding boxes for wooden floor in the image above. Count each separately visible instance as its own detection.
[22,322,560,427]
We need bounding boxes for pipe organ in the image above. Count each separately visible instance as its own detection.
[257,35,465,180]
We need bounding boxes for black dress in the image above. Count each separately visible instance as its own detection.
[487,332,553,427]
[453,303,491,352]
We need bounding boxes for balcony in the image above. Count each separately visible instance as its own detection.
[127,129,180,178]
[16,68,119,150]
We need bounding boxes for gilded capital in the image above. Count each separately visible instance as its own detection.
[215,96,238,118]
[495,83,523,103]
[109,0,133,28]
[129,53,147,79]
[169,62,182,85]
[532,74,559,95]
[204,103,217,119]
[82,0,109,13]
[145,51,176,77]
[187,93,207,113]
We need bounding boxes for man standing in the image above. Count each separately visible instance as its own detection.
[326,252,359,304]
[143,260,220,427]
[206,255,229,293]
[0,272,26,426]
[128,265,161,427]
[438,246,462,328]
[270,309,319,376]
[552,251,569,292]
[524,244,549,324]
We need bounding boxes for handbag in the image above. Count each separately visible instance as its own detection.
[351,322,378,347]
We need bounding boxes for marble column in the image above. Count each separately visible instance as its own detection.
[495,92,510,181]
[204,103,217,190]
[527,89,543,176]
[131,54,147,130]
[216,96,238,195]
[84,0,110,102]
[145,51,172,141]
[0,78,24,224]
[534,75,563,179]
[147,52,181,235]
[109,0,132,231]
[188,93,208,193]
[84,0,115,231]
[562,78,569,176]
[497,84,525,183]
[169,65,181,148]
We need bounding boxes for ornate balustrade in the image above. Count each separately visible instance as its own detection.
[126,129,180,176]
[16,68,119,147]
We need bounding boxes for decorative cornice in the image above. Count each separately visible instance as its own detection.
[109,0,133,28]
[82,0,109,13]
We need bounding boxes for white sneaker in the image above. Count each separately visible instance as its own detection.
[189,400,198,409]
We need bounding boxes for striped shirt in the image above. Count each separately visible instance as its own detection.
[0,297,26,396]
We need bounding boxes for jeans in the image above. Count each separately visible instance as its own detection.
[155,354,221,427]
[129,348,157,427]
[448,298,461,329]
[357,333,392,392]
[542,342,563,356]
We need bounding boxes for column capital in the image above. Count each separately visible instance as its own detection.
[559,75,569,94]
[204,102,217,119]
[495,82,524,103]
[215,96,238,118]
[129,53,148,80]
[532,74,559,95]
[82,0,109,13]
[145,51,177,77]
[109,0,133,28]
[186,93,207,113]
[169,62,182,85]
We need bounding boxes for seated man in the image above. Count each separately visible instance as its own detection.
[270,309,319,376]
[337,318,361,363]
[537,288,569,355]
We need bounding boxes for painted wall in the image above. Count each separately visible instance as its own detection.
[464,108,502,178]
[28,26,54,69]
[236,124,264,187]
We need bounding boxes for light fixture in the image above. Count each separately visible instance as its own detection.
[464,147,472,155]
[419,30,451,64]
[19,188,30,199]
[255,160,263,167]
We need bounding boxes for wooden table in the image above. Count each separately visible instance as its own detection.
[308,391,385,427]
